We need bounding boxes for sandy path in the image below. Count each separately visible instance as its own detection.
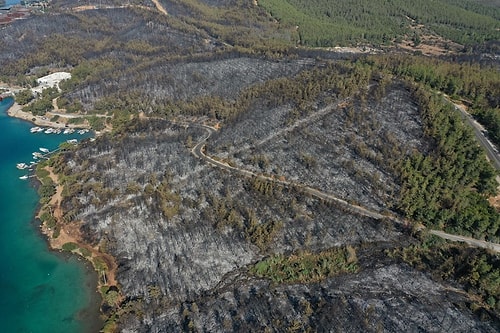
[152,0,168,15]
[39,167,118,287]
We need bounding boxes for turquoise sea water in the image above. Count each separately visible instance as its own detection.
[0,97,101,333]
[3,0,20,8]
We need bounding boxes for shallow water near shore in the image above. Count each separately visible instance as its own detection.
[0,97,102,333]
[2,0,20,8]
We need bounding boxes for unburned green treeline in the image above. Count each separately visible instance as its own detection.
[258,0,500,46]
[397,84,499,241]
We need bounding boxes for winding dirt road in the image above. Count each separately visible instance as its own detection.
[191,124,500,253]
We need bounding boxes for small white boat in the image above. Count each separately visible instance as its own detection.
[39,147,50,153]
[32,152,43,159]
[19,175,28,180]
[63,128,75,134]
[54,129,62,134]
[30,126,41,133]
[44,128,55,134]
[16,163,28,170]
[66,139,78,144]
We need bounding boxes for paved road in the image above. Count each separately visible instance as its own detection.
[451,101,500,170]
[191,124,500,252]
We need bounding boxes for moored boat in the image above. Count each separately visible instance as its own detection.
[16,163,28,169]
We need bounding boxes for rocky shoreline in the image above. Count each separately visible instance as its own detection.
[4,100,114,331]
[33,155,116,331]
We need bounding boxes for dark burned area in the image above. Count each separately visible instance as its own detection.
[56,84,498,331]
[1,1,499,332]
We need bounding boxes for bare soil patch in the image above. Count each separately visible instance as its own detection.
[39,167,118,288]
[394,22,462,56]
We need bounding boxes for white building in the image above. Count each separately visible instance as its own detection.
[32,72,71,94]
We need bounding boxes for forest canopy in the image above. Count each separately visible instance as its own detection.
[258,0,500,46]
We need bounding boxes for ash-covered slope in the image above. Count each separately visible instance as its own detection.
[57,81,498,332]
[211,83,428,211]
[146,265,495,333]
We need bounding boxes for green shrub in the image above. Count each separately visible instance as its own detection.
[251,246,358,283]
[79,247,92,257]
[62,242,79,252]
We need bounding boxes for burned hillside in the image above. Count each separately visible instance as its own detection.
[49,72,499,331]
[2,1,498,332]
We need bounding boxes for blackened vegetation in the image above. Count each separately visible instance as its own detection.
[50,73,499,331]
[3,2,499,331]
[390,235,500,319]
[174,265,497,333]
[212,79,426,212]
[366,55,500,148]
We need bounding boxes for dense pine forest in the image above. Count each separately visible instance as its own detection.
[259,0,500,46]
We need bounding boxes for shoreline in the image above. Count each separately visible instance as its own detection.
[36,165,119,331]
[7,100,92,129]
[4,97,118,287]
[37,167,119,288]
[4,89,118,329]
[3,96,115,331]
[0,97,105,333]
[47,242,105,333]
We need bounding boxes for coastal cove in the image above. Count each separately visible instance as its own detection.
[0,97,102,333]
